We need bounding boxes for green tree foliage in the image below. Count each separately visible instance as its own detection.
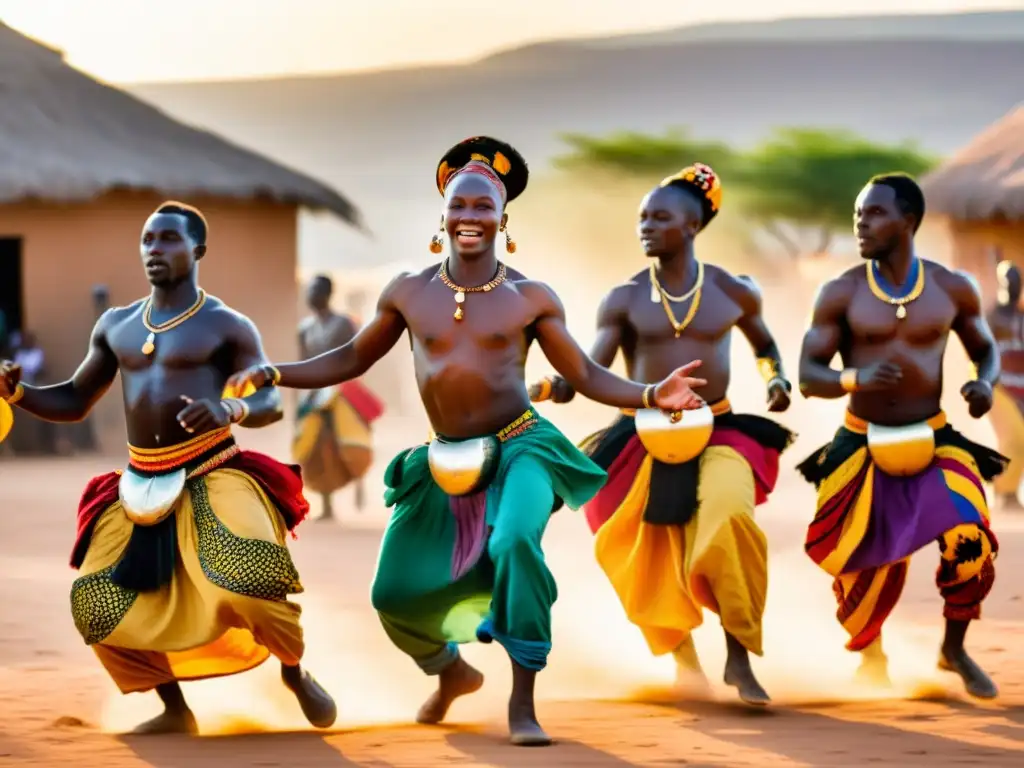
[554,127,940,256]
[554,129,740,179]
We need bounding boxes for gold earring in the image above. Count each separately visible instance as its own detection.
[429,217,444,254]
[504,228,517,254]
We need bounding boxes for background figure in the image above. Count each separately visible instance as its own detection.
[295,274,384,521]
[986,259,1024,511]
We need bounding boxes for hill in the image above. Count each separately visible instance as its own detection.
[126,11,1024,270]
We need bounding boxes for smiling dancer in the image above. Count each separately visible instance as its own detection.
[530,163,794,705]
[0,202,336,734]
[226,137,708,745]
[797,174,1006,699]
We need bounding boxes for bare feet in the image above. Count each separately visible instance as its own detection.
[854,656,893,689]
[673,637,712,700]
[317,494,335,522]
[281,664,338,728]
[129,709,198,735]
[416,655,484,725]
[508,661,551,747]
[999,493,1024,513]
[723,633,770,706]
[939,646,998,699]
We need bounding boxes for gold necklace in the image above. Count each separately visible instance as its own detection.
[865,258,925,320]
[141,289,208,355]
[650,262,704,338]
[649,261,703,303]
[437,259,507,321]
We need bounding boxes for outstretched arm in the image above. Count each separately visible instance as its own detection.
[949,270,999,417]
[730,275,791,410]
[798,277,855,400]
[1,310,119,422]
[528,282,705,411]
[228,274,410,391]
[531,286,627,404]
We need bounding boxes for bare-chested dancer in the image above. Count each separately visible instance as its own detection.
[530,163,794,705]
[797,174,1006,700]
[986,260,1024,511]
[0,202,336,734]
[295,274,383,520]
[227,137,706,745]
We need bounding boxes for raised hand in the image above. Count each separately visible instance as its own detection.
[653,360,708,412]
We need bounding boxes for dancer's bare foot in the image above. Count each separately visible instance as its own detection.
[854,639,892,690]
[416,655,484,725]
[939,618,997,700]
[939,647,998,699]
[723,632,770,706]
[673,637,712,699]
[129,682,198,735]
[508,661,551,746]
[130,709,198,735]
[281,664,338,728]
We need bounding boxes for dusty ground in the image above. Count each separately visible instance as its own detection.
[2,407,1024,768]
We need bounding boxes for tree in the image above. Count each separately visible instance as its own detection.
[553,126,940,258]
[554,129,740,179]
[735,128,940,257]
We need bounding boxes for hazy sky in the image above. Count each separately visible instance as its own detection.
[1,0,1019,82]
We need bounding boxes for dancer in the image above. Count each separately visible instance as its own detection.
[986,260,1024,511]
[797,174,1006,699]
[0,202,335,734]
[530,163,794,705]
[227,136,707,745]
[295,274,384,520]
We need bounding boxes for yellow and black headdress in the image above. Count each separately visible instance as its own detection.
[436,136,529,205]
[659,162,723,230]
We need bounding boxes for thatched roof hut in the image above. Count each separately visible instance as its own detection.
[0,22,362,226]
[0,23,362,452]
[922,105,1024,221]
[920,105,1024,301]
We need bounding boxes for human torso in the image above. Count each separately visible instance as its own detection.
[107,296,240,448]
[621,265,741,402]
[991,306,1024,397]
[841,260,955,425]
[300,313,354,358]
[397,265,537,438]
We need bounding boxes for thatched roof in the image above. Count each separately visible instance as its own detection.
[0,23,362,227]
[921,105,1024,221]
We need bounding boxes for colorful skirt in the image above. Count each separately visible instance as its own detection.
[369,409,606,673]
[70,429,310,693]
[581,400,794,657]
[798,410,1007,651]
[292,380,384,495]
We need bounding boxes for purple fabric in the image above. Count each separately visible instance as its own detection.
[843,464,971,573]
[449,491,489,580]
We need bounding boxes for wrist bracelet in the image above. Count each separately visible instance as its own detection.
[840,368,859,393]
[533,377,553,402]
[221,398,249,424]
[264,365,282,386]
[756,357,781,385]
[4,383,24,405]
[641,384,655,410]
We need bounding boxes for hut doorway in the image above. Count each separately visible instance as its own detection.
[0,237,23,354]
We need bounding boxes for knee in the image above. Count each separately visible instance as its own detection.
[937,524,995,584]
[370,576,403,614]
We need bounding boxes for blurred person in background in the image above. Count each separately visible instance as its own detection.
[797,174,1005,701]
[0,201,336,734]
[530,163,794,706]
[985,258,1024,511]
[294,274,383,521]
[227,136,707,746]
